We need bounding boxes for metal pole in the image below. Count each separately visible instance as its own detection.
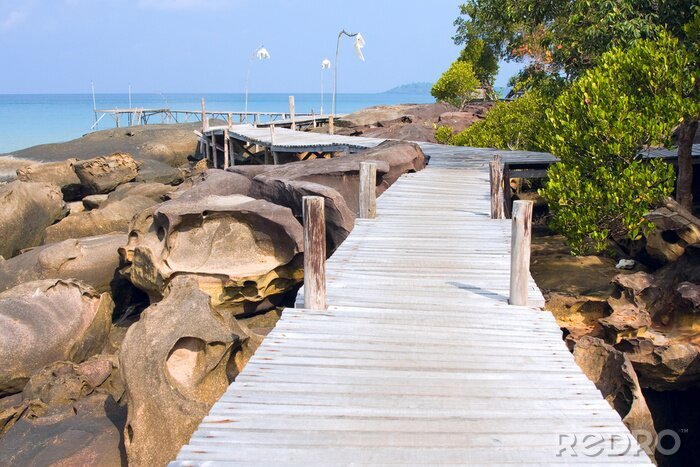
[128,84,132,126]
[91,81,97,128]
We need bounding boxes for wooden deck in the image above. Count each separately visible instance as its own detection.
[172,132,653,465]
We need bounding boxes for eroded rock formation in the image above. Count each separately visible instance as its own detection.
[16,159,82,201]
[0,181,68,258]
[74,152,140,195]
[0,233,126,293]
[123,194,303,313]
[0,279,113,396]
[120,276,261,466]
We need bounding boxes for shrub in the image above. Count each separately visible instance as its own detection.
[431,61,480,110]
[541,33,691,254]
[448,90,549,151]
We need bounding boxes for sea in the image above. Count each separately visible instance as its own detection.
[0,92,435,154]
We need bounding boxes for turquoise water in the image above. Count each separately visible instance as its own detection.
[0,92,434,154]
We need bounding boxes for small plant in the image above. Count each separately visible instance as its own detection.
[431,60,480,110]
[435,125,455,145]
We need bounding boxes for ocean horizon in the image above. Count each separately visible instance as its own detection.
[0,92,436,154]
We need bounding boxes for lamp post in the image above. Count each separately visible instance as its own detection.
[244,45,270,123]
[331,30,365,119]
[320,58,331,115]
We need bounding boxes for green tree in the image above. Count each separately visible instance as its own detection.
[431,60,480,110]
[541,33,695,253]
[456,37,499,97]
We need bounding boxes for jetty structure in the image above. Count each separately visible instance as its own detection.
[171,121,655,464]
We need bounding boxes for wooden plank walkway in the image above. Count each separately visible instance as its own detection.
[172,131,653,465]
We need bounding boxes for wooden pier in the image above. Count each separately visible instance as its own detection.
[172,129,653,465]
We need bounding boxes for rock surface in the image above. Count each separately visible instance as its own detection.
[120,276,260,466]
[0,280,113,396]
[643,198,700,266]
[170,169,252,201]
[0,233,126,293]
[123,194,304,312]
[16,159,82,201]
[0,394,126,467]
[3,123,200,167]
[134,158,185,185]
[0,181,68,259]
[73,152,140,195]
[43,195,158,243]
[573,336,657,459]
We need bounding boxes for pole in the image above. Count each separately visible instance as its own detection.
[359,162,377,219]
[289,95,295,129]
[509,200,534,306]
[490,154,504,219]
[320,68,324,116]
[303,196,327,310]
[201,98,207,131]
[91,81,97,128]
[128,84,132,126]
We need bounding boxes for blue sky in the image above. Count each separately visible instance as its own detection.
[0,0,522,94]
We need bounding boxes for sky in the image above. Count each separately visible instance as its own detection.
[0,0,522,94]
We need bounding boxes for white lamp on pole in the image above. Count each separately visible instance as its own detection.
[320,58,331,116]
[331,30,365,119]
[244,45,270,124]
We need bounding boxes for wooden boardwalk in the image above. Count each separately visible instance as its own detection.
[173,131,652,465]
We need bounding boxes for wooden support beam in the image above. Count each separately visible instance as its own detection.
[211,133,217,169]
[303,196,326,310]
[328,115,334,135]
[359,162,377,219]
[503,164,512,218]
[289,96,296,130]
[227,112,232,128]
[490,154,504,219]
[223,130,230,169]
[509,200,533,306]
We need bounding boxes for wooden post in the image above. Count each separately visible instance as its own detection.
[359,162,377,219]
[223,129,230,169]
[328,115,334,135]
[509,200,533,306]
[115,113,120,128]
[201,98,207,131]
[229,138,235,166]
[211,132,217,169]
[289,96,296,130]
[227,112,232,129]
[490,154,504,219]
[269,123,276,145]
[303,196,326,310]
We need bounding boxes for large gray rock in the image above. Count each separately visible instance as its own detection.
[120,276,260,466]
[0,393,126,467]
[0,181,68,259]
[135,158,185,185]
[16,159,82,201]
[0,279,113,396]
[169,169,252,201]
[73,152,140,195]
[104,181,175,204]
[122,194,303,313]
[0,233,126,293]
[43,195,157,243]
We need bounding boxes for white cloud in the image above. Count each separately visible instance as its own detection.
[137,0,228,9]
[0,10,27,31]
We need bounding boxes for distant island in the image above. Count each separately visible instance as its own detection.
[382,82,433,94]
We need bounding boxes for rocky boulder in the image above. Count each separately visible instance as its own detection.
[120,276,261,466]
[616,338,700,391]
[0,280,113,396]
[643,198,700,266]
[0,393,126,467]
[573,336,657,459]
[134,158,185,185]
[437,111,481,133]
[0,233,126,293]
[170,169,252,202]
[74,152,140,195]
[123,194,303,313]
[0,181,68,259]
[43,195,158,243]
[16,159,82,201]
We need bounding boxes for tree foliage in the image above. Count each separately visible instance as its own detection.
[431,60,480,110]
[438,90,551,151]
[541,33,695,253]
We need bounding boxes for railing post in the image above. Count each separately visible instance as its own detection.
[210,132,217,169]
[490,154,504,219]
[303,196,326,310]
[289,95,296,130]
[359,161,377,219]
[328,115,334,135]
[223,129,230,170]
[509,200,533,306]
[227,112,232,129]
